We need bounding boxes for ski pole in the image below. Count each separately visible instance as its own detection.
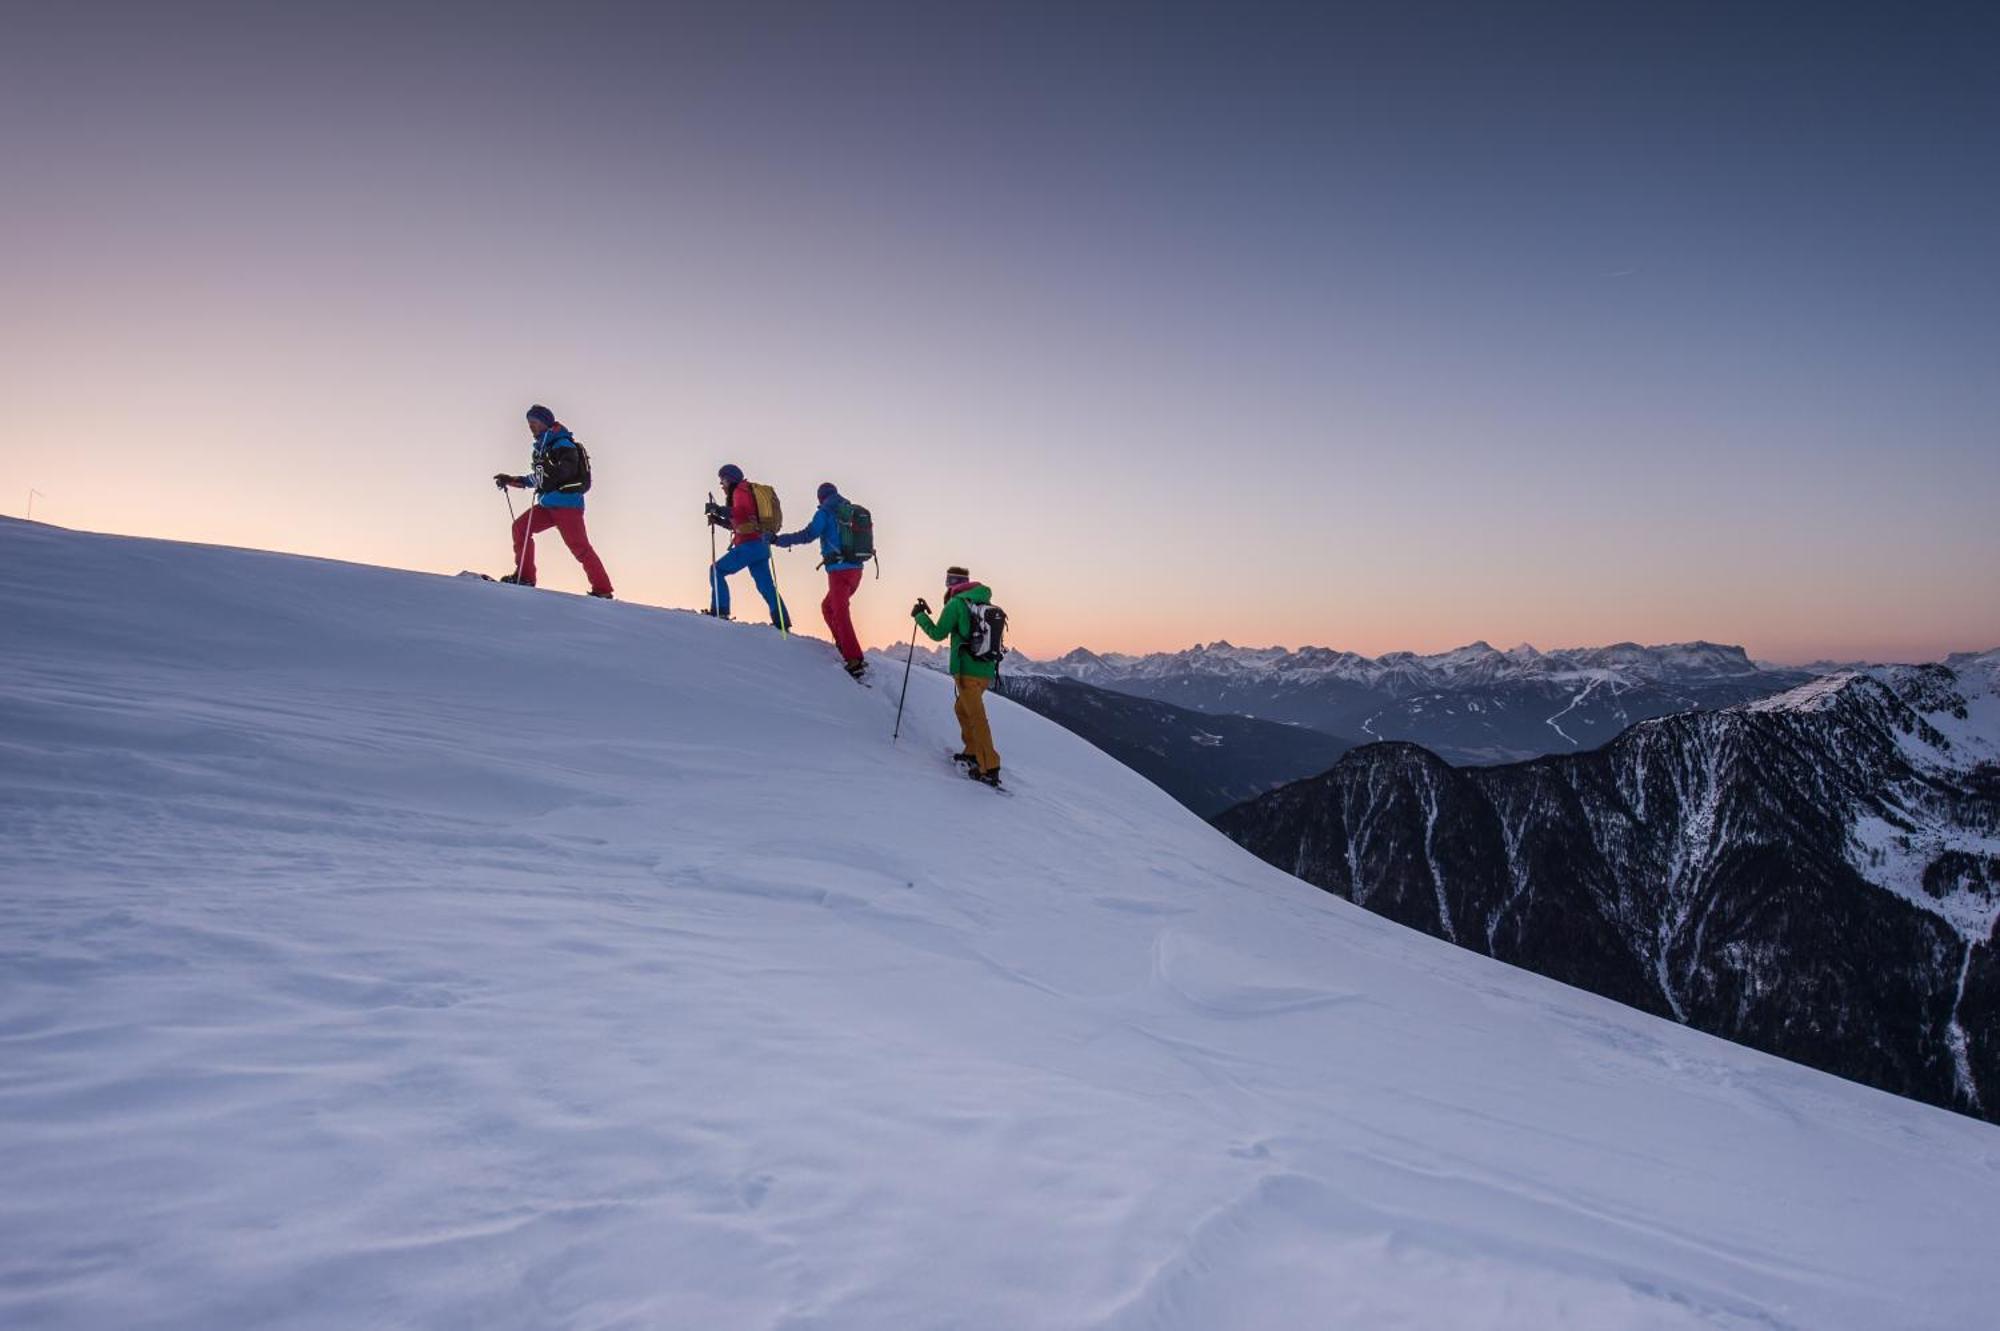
[501,483,530,582]
[892,622,919,743]
[511,489,537,585]
[712,487,728,611]
[768,543,789,637]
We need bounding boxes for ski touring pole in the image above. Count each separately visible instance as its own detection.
[511,490,537,585]
[892,622,919,743]
[768,545,789,637]
[707,491,720,614]
[500,482,531,583]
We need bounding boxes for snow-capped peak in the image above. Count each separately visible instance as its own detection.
[1017,637,1784,694]
[1744,670,1867,715]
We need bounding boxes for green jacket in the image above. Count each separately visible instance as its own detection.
[915,582,998,678]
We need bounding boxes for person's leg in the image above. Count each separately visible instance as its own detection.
[710,544,752,617]
[746,545,786,626]
[511,507,553,584]
[822,567,864,662]
[550,509,614,595]
[953,674,1001,773]
[952,677,977,756]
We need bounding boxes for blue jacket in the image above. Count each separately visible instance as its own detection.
[521,429,585,510]
[774,492,862,572]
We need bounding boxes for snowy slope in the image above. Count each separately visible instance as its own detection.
[3,516,1999,1331]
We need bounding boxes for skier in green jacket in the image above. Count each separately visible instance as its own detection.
[913,566,1004,786]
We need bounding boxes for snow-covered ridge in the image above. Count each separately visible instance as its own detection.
[1743,670,1867,713]
[1697,658,2000,944]
[1743,659,2000,770]
[5,516,2000,1331]
[978,638,1819,766]
[1017,637,1778,692]
[886,639,1784,692]
[1223,645,2000,1123]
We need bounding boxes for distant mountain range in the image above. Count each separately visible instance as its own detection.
[993,674,1354,817]
[1010,640,1816,765]
[877,638,1817,812]
[1216,649,2000,1123]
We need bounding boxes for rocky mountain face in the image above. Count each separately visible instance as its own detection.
[1015,640,1812,764]
[993,674,1353,818]
[1215,651,2000,1123]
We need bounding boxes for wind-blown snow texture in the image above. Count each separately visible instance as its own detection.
[4,516,1998,1330]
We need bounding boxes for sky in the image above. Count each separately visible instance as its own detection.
[4,0,1996,663]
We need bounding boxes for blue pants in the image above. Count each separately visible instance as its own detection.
[710,541,788,625]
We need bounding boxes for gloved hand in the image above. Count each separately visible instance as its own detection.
[704,501,727,523]
[912,598,930,618]
[493,473,514,490]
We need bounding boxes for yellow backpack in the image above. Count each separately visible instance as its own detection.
[740,482,783,537]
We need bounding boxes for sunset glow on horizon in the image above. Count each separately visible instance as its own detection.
[6,2,1995,666]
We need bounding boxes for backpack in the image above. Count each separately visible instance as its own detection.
[537,438,593,495]
[833,501,874,564]
[962,602,1007,664]
[741,482,783,536]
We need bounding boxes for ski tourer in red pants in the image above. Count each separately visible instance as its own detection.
[773,482,869,678]
[494,405,614,598]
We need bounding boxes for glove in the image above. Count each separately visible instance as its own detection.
[912,598,930,617]
[493,473,513,490]
[704,501,727,523]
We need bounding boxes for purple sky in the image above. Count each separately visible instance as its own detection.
[5,1,1996,661]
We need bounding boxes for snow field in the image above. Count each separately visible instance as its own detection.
[3,517,1999,1330]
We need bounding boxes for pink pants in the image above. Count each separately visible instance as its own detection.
[512,506,613,595]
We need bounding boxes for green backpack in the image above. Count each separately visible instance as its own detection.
[834,501,875,564]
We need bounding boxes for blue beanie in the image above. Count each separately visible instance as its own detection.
[817,482,837,502]
[526,404,555,426]
[718,464,744,484]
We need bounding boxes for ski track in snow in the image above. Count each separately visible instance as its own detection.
[3,517,2000,1331]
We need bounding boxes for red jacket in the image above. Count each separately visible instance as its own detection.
[727,482,767,549]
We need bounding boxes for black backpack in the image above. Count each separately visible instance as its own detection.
[538,438,593,495]
[963,602,1007,664]
[834,501,874,564]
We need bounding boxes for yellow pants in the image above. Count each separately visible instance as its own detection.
[953,675,1001,774]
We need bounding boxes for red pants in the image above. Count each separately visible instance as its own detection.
[512,506,613,595]
[821,567,864,663]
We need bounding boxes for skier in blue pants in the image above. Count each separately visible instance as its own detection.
[705,464,789,626]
